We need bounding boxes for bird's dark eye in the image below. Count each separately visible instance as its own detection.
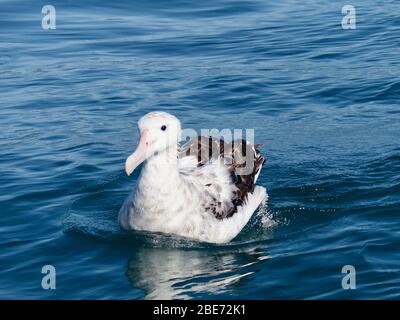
[161,125,167,131]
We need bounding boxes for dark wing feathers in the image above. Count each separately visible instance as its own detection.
[179,136,266,220]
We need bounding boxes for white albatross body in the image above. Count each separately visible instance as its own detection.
[118,112,267,244]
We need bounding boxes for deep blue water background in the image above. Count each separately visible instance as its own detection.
[1,0,399,299]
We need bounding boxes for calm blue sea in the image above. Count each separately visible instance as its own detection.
[0,0,399,299]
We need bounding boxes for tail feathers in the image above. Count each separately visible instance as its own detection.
[209,186,267,243]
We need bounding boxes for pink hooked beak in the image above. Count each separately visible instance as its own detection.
[125,130,150,176]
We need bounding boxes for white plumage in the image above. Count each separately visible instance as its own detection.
[118,112,267,243]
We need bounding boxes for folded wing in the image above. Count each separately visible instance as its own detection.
[178,136,265,219]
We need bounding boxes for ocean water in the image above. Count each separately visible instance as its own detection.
[1,0,399,299]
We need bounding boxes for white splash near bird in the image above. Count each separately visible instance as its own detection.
[118,112,267,243]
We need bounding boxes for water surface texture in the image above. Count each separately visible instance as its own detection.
[1,0,399,299]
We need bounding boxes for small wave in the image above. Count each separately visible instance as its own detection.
[360,242,400,273]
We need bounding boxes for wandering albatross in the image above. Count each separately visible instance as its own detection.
[118,111,267,243]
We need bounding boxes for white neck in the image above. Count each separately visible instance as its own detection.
[138,145,181,193]
[120,144,184,230]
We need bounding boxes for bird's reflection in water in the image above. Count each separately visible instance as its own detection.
[126,244,271,299]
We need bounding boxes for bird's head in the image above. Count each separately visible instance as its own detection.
[125,111,181,176]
